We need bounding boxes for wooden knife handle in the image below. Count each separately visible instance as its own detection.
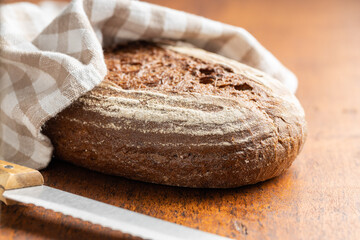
[0,160,44,205]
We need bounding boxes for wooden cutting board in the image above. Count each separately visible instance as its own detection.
[1,0,360,239]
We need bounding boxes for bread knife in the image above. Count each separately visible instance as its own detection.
[0,160,231,240]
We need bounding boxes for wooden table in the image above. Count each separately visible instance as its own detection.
[1,0,360,239]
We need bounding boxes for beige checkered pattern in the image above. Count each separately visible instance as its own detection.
[0,0,297,169]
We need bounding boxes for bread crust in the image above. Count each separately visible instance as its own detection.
[43,42,306,188]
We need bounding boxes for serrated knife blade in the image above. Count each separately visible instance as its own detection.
[0,160,231,240]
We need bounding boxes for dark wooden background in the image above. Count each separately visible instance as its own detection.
[1,0,360,239]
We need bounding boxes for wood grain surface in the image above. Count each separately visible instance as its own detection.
[1,0,360,239]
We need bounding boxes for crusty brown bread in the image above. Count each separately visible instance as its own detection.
[42,41,307,188]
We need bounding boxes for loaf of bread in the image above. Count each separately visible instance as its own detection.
[42,41,306,188]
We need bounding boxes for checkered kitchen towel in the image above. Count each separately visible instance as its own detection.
[0,0,297,169]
